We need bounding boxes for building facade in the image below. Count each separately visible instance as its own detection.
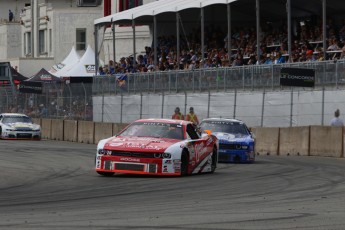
[0,0,103,77]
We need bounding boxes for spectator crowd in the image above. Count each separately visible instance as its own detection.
[98,17,345,75]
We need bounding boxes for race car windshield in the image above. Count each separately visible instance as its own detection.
[2,116,32,124]
[119,122,184,140]
[200,121,248,135]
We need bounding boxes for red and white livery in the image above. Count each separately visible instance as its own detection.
[95,119,218,176]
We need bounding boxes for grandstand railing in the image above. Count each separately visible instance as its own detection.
[93,60,345,95]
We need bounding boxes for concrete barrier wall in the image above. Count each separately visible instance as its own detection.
[63,120,78,142]
[78,121,95,144]
[51,119,64,141]
[32,118,41,126]
[38,119,344,158]
[41,119,52,140]
[94,122,113,143]
[310,126,343,158]
[252,127,279,156]
[279,126,310,156]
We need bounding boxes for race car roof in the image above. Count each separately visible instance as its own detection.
[134,118,191,126]
[0,113,28,117]
[201,118,244,123]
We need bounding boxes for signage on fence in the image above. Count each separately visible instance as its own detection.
[19,81,43,94]
[280,68,315,87]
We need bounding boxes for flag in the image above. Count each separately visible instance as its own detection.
[116,74,128,89]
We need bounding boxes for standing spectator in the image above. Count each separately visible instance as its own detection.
[186,107,199,125]
[172,107,184,120]
[330,109,344,126]
[9,10,14,22]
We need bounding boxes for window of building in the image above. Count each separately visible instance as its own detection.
[104,0,111,17]
[76,28,86,51]
[39,30,45,54]
[119,0,143,12]
[26,32,31,55]
[77,0,101,7]
[49,29,52,53]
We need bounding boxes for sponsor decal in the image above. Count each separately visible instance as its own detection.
[206,137,213,146]
[164,160,172,164]
[163,165,168,173]
[109,143,124,147]
[120,157,140,162]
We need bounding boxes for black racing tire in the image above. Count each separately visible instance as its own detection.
[180,150,189,176]
[97,171,114,177]
[210,146,217,173]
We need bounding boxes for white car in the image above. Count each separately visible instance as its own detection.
[0,113,41,140]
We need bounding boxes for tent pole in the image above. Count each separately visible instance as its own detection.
[256,0,260,63]
[154,15,157,67]
[287,0,292,62]
[132,18,136,68]
[176,12,180,70]
[201,7,204,68]
[94,24,99,75]
[227,3,231,66]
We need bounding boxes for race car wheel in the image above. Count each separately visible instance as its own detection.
[180,150,189,176]
[97,171,114,177]
[210,146,217,173]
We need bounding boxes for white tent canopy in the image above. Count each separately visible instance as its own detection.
[49,46,80,77]
[94,0,237,25]
[63,45,101,77]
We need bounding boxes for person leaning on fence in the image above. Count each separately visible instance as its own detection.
[330,109,344,126]
[186,107,199,125]
[172,107,184,120]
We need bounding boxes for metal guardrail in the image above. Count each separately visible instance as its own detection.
[93,60,345,95]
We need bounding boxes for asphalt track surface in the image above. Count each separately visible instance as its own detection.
[1,140,345,230]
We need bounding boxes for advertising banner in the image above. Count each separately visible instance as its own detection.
[280,68,315,87]
[19,81,43,94]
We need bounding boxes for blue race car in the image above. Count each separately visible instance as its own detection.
[199,118,255,163]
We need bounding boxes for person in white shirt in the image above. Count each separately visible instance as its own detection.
[330,109,344,126]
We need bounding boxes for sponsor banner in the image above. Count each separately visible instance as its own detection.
[19,81,43,94]
[85,64,96,73]
[280,68,315,87]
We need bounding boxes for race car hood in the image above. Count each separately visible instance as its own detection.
[103,136,181,152]
[3,122,40,130]
[213,132,252,143]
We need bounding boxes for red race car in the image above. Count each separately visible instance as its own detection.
[95,119,218,176]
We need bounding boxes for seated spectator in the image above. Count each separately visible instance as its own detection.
[274,52,286,64]
[305,50,316,62]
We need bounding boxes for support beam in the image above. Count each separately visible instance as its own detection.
[94,24,99,75]
[201,7,205,68]
[322,0,326,60]
[256,0,260,64]
[132,19,136,68]
[227,3,231,65]
[154,15,157,67]
[176,12,180,69]
[287,0,292,63]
